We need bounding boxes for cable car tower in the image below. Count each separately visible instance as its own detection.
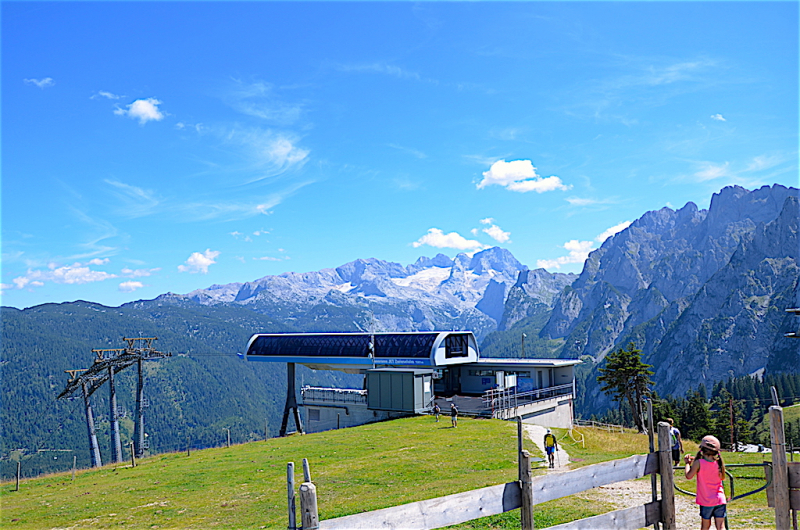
[58,337,171,466]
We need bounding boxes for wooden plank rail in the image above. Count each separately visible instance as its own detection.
[320,481,521,530]
[542,500,661,530]
[531,452,659,505]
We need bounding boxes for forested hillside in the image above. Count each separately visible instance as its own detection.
[0,300,358,479]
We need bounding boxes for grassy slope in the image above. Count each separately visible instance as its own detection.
[1,417,780,529]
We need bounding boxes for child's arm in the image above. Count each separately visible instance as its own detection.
[684,454,699,479]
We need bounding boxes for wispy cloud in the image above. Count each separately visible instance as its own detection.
[225,80,304,125]
[477,160,571,193]
[694,161,730,181]
[563,56,719,123]
[412,228,487,251]
[335,62,429,83]
[387,143,427,159]
[114,98,165,125]
[178,249,220,274]
[92,90,124,100]
[226,128,310,184]
[105,179,160,217]
[24,77,54,89]
[710,113,726,121]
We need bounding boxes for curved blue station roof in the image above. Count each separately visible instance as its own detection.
[245,331,479,372]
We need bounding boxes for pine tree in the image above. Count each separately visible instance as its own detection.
[597,343,654,433]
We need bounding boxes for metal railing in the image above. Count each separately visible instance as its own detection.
[300,386,367,404]
[482,382,574,413]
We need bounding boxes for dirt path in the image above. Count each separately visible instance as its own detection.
[522,424,571,470]
[579,476,697,529]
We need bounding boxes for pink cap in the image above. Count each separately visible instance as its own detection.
[699,435,721,452]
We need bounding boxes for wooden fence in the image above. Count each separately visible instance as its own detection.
[291,408,797,530]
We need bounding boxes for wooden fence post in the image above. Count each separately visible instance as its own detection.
[520,449,534,530]
[300,482,320,530]
[15,461,20,491]
[303,458,312,482]
[657,422,676,530]
[72,455,77,481]
[287,462,297,530]
[130,441,136,468]
[770,406,791,529]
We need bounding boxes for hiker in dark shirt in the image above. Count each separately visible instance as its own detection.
[450,403,458,428]
[433,403,441,422]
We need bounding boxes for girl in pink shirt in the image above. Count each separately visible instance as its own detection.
[684,435,727,530]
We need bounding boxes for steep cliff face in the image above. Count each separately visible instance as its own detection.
[499,269,578,331]
[543,185,797,360]
[553,186,799,414]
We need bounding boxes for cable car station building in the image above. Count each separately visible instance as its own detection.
[245,331,580,435]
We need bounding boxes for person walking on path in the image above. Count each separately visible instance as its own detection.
[668,417,683,466]
[684,435,727,530]
[433,403,441,422]
[543,429,558,468]
[450,403,458,428]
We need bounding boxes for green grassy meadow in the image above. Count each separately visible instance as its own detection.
[1,416,783,529]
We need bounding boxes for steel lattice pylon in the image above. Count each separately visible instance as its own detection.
[58,338,171,465]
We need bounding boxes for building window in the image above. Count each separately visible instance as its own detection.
[445,333,469,358]
[468,369,495,377]
[308,409,320,421]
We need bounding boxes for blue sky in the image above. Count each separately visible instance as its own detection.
[2,1,798,309]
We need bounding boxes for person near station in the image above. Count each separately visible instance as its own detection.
[543,429,558,468]
[450,403,458,428]
[667,417,683,466]
[433,402,441,422]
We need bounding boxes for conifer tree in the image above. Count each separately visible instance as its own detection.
[597,343,654,433]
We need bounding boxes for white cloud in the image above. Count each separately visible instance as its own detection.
[114,98,165,125]
[537,240,594,270]
[412,228,487,251]
[119,281,144,292]
[8,262,117,290]
[254,256,284,261]
[596,221,632,243]
[477,160,571,193]
[24,77,54,89]
[121,267,159,278]
[178,249,220,274]
[536,221,633,270]
[483,224,511,243]
[476,218,511,243]
[694,161,730,181]
[88,258,109,265]
[710,114,726,121]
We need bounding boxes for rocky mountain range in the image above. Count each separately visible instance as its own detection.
[169,247,577,342]
[514,184,798,411]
